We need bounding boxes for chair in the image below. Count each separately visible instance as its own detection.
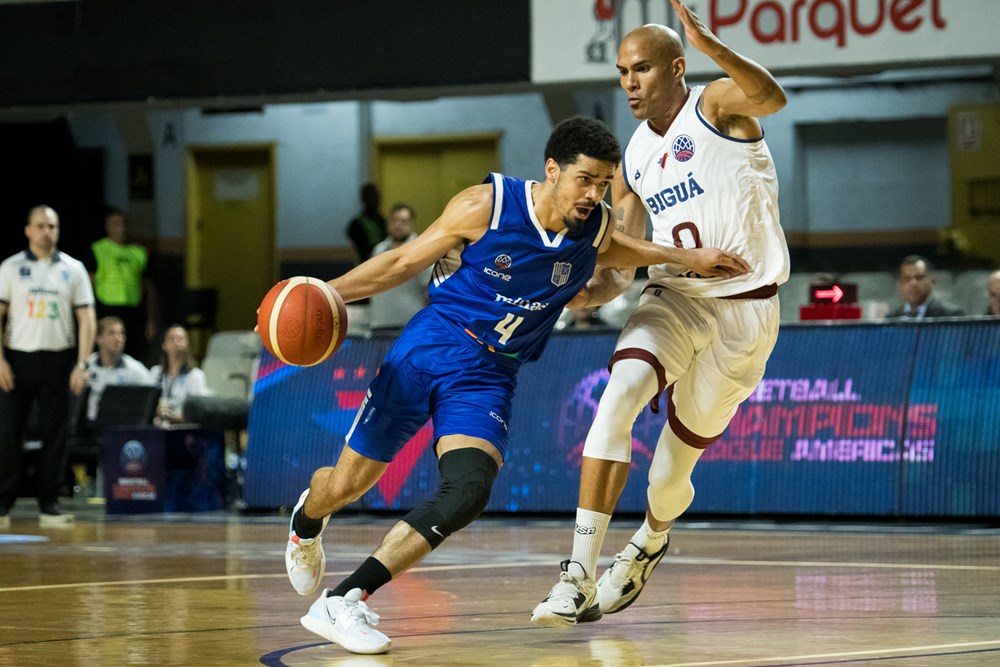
[201,330,262,400]
[951,269,993,316]
[65,385,162,498]
[194,330,262,508]
[92,385,162,430]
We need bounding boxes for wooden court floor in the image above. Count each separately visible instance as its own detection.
[1,501,998,666]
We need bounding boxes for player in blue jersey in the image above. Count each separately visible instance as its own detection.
[282,116,750,655]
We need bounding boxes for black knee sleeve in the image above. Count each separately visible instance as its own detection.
[403,448,499,549]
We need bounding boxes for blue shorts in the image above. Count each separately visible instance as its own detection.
[345,309,519,463]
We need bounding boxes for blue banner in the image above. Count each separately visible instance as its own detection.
[245,320,1000,518]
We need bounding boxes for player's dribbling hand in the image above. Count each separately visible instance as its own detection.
[687,248,751,278]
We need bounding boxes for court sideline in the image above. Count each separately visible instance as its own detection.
[1,502,998,666]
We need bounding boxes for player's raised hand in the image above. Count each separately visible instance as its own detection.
[670,0,723,56]
[685,247,751,278]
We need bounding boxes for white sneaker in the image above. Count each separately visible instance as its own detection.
[38,504,74,527]
[596,539,668,614]
[285,489,330,596]
[300,588,392,654]
[530,560,602,628]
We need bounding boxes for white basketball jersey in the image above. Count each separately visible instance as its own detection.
[0,250,93,352]
[623,86,790,297]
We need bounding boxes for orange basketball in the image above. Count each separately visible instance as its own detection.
[257,277,348,366]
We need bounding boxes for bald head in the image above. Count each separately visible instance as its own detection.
[27,205,58,224]
[621,24,685,64]
[24,204,60,258]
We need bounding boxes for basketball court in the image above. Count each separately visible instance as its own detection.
[1,502,997,666]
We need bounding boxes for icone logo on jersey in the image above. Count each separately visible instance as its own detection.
[658,152,669,169]
[483,267,512,281]
[489,411,508,431]
[484,254,513,281]
[673,135,695,162]
[644,172,706,215]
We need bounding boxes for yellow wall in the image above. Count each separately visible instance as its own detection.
[950,103,1000,265]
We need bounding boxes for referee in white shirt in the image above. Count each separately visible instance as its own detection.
[0,205,97,526]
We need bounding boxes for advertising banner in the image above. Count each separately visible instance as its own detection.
[531,0,1000,83]
[245,321,1000,518]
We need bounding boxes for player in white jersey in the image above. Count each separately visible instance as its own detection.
[0,205,96,527]
[533,0,789,627]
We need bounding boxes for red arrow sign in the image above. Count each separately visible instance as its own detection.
[814,285,844,303]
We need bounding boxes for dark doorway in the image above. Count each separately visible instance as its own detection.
[0,118,105,263]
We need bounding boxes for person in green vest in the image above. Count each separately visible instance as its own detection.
[87,209,158,363]
[346,183,387,264]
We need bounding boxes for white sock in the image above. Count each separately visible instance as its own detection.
[630,517,669,555]
[570,508,611,580]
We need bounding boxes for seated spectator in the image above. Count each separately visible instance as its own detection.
[86,316,155,424]
[368,203,431,334]
[150,324,211,426]
[988,270,1000,317]
[886,255,965,320]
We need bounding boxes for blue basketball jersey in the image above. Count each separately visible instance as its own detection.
[427,172,611,363]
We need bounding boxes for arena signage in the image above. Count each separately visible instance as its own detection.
[531,0,1000,83]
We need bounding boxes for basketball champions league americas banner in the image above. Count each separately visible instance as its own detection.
[245,321,1000,518]
[530,0,1000,84]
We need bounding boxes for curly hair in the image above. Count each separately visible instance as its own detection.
[544,116,620,168]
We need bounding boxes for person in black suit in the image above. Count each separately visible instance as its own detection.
[886,255,966,320]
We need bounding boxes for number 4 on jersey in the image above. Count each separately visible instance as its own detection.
[494,313,524,344]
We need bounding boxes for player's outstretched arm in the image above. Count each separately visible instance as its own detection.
[599,230,750,278]
[568,170,647,308]
[329,185,492,303]
[671,0,786,121]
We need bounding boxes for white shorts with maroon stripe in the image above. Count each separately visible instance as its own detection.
[614,285,780,442]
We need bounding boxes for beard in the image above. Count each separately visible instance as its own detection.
[562,215,591,239]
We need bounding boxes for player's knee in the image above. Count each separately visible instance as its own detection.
[647,460,674,491]
[582,432,631,462]
[602,372,654,414]
[648,479,695,520]
[584,380,652,461]
[402,448,498,549]
[647,465,693,498]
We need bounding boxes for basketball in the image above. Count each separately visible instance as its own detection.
[257,277,348,366]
